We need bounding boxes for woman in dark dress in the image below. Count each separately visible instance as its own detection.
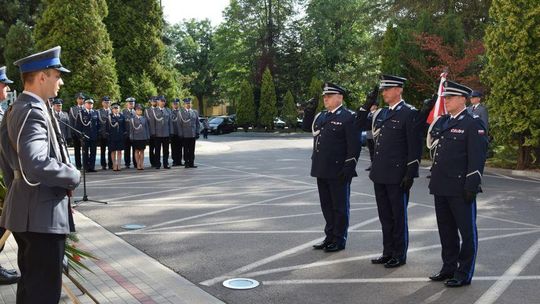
[107,103,126,171]
[130,104,150,170]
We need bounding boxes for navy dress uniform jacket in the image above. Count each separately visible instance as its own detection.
[106,114,126,150]
[76,109,100,141]
[370,101,422,184]
[428,112,488,195]
[302,105,361,178]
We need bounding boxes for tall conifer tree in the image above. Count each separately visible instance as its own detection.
[105,0,179,100]
[34,0,120,104]
[258,67,277,129]
[281,90,297,129]
[236,80,256,130]
[482,0,540,169]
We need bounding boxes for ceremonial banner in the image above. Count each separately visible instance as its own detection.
[427,71,448,124]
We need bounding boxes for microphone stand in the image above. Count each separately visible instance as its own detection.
[58,118,108,207]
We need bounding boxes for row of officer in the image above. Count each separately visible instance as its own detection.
[145,97,200,169]
[64,94,200,171]
[304,76,487,288]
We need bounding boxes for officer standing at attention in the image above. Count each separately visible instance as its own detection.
[0,66,21,285]
[52,98,71,142]
[302,83,361,252]
[427,80,488,287]
[170,98,183,166]
[76,97,100,172]
[122,97,137,169]
[369,75,423,268]
[97,96,112,170]
[153,96,171,169]
[145,96,158,167]
[69,92,85,169]
[467,91,489,133]
[178,98,200,168]
[0,46,80,303]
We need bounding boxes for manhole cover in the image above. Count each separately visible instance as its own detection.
[222,278,260,290]
[121,224,146,230]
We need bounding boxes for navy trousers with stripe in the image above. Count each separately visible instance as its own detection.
[317,178,351,247]
[373,183,409,260]
[434,195,478,282]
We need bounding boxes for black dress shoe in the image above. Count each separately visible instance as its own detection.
[365,166,371,171]
[429,272,454,281]
[312,240,331,250]
[371,255,392,264]
[384,257,406,268]
[86,169,97,173]
[324,243,345,252]
[445,278,470,287]
[164,166,171,169]
[102,167,107,170]
[0,267,19,285]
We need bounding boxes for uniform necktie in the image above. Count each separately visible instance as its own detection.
[442,117,454,129]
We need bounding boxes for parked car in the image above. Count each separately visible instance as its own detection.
[208,116,236,134]
[274,117,286,129]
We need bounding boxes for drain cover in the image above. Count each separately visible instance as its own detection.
[121,224,146,230]
[222,278,260,290]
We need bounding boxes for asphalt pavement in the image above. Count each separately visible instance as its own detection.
[74,134,540,304]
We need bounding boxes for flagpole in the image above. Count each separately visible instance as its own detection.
[427,68,448,124]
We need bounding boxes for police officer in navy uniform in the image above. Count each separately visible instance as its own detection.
[76,97,100,172]
[97,96,112,170]
[0,46,80,304]
[368,75,423,268]
[69,92,85,169]
[427,80,488,287]
[302,83,361,252]
[0,65,20,285]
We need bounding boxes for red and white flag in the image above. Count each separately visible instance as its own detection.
[426,71,448,124]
